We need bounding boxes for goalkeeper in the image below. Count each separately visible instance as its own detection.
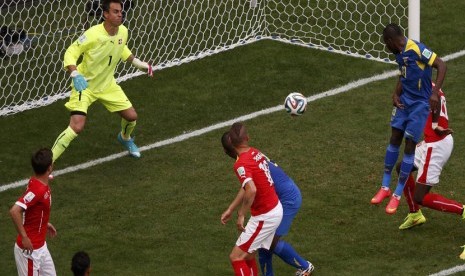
[51,0,152,161]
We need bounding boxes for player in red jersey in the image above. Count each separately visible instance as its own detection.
[397,84,463,231]
[10,148,57,276]
[221,122,283,276]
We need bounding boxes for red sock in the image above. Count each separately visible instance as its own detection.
[403,174,419,212]
[232,260,250,276]
[246,259,258,276]
[422,193,464,215]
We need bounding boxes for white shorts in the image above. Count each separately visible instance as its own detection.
[236,201,283,253]
[14,242,56,276]
[415,134,453,186]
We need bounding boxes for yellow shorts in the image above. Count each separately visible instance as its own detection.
[65,82,132,114]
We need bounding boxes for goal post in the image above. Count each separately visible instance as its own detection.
[0,0,410,116]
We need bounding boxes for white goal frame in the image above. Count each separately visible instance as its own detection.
[0,0,416,116]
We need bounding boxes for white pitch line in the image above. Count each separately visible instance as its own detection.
[0,69,398,192]
[429,264,465,276]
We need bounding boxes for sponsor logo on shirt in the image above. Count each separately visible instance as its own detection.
[422,48,432,59]
[24,191,35,203]
[237,166,246,178]
[118,38,123,45]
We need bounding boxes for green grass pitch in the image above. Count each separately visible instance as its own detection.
[2,1,465,275]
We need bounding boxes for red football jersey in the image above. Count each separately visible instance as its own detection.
[15,177,51,249]
[233,147,279,216]
[424,86,449,143]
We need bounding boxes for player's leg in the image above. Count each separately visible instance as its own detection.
[230,246,251,276]
[372,126,403,204]
[386,103,429,214]
[52,87,95,162]
[258,248,274,276]
[14,243,41,276]
[51,113,85,162]
[39,244,56,276]
[399,176,426,230]
[245,252,258,276]
[415,136,463,215]
[100,84,141,158]
[272,202,313,274]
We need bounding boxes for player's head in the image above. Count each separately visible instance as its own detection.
[31,148,53,176]
[71,251,91,276]
[229,122,249,148]
[102,0,123,26]
[221,131,237,159]
[383,23,404,54]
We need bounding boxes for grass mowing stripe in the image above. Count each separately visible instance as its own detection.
[2,46,465,193]
[0,69,398,192]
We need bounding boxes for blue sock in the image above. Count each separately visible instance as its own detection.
[274,240,309,270]
[382,144,400,188]
[258,248,274,276]
[394,153,415,196]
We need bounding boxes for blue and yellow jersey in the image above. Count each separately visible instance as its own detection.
[396,37,437,105]
[64,23,133,92]
[267,159,301,203]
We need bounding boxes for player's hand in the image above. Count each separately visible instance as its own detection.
[434,126,453,136]
[221,209,232,225]
[131,58,153,77]
[21,236,33,255]
[47,222,57,238]
[392,93,404,109]
[430,88,440,114]
[70,70,88,92]
[236,214,245,232]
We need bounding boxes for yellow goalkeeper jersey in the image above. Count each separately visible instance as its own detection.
[64,23,132,92]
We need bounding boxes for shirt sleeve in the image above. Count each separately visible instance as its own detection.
[121,45,133,61]
[63,32,94,69]
[418,43,437,66]
[234,162,253,188]
[15,186,43,210]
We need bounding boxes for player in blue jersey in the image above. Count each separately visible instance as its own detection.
[220,131,314,276]
[371,23,447,214]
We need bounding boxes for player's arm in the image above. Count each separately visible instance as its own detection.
[392,77,404,109]
[9,204,33,254]
[221,187,245,225]
[64,37,90,92]
[432,97,453,136]
[125,50,153,77]
[430,57,447,113]
[236,180,256,232]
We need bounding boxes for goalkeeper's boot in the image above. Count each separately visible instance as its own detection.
[399,210,426,230]
[118,133,141,158]
[371,187,391,204]
[385,195,400,215]
[460,245,465,260]
[295,261,314,276]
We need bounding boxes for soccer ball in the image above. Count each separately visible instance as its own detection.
[284,92,307,116]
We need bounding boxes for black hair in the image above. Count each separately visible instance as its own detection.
[221,131,236,159]
[383,23,404,40]
[101,0,123,13]
[71,251,91,276]
[31,148,52,175]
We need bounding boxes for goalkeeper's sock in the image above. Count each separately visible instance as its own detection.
[51,126,78,162]
[382,144,400,188]
[274,240,308,270]
[258,248,274,276]
[121,118,136,140]
[394,153,414,197]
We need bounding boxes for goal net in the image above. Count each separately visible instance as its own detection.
[0,0,407,116]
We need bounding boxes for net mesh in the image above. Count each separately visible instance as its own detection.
[0,0,407,116]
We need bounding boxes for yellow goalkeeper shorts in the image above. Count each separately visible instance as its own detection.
[65,82,133,114]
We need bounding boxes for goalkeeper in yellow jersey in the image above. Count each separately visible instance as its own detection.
[51,0,152,161]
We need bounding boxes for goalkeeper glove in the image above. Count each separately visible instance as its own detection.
[132,58,153,77]
[70,70,88,92]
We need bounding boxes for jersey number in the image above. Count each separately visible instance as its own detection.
[108,55,113,66]
[258,160,274,186]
